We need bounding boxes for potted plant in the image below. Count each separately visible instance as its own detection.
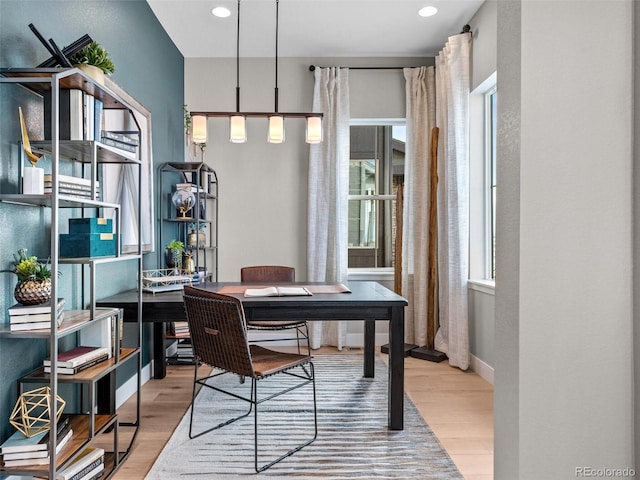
[1,248,54,305]
[69,41,115,85]
[165,240,184,272]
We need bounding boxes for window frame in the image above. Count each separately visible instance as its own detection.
[485,86,497,280]
[348,119,405,272]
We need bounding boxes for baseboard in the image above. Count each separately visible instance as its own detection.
[470,354,494,385]
[116,362,152,409]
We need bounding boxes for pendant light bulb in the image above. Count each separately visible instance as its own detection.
[268,115,285,143]
[306,116,322,144]
[230,115,247,143]
[192,115,208,144]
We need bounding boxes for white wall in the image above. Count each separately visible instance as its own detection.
[496,1,635,478]
[470,0,497,92]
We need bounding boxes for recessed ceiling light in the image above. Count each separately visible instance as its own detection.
[212,6,231,18]
[418,6,438,17]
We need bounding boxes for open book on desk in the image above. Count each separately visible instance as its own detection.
[244,286,312,298]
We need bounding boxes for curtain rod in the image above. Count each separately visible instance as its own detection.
[309,25,472,72]
[309,65,417,71]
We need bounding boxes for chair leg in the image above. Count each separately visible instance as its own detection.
[253,363,318,473]
[189,364,253,439]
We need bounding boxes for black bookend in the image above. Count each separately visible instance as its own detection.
[29,24,92,68]
[48,38,73,68]
[28,23,58,59]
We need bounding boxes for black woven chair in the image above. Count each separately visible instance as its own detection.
[182,285,317,473]
[241,265,310,355]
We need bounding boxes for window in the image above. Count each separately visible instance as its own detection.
[469,72,496,285]
[486,88,497,279]
[348,123,405,269]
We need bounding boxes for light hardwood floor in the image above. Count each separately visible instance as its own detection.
[111,348,493,480]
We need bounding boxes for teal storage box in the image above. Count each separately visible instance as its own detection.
[69,217,112,234]
[60,233,117,258]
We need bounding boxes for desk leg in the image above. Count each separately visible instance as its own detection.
[153,322,167,379]
[388,305,405,430]
[364,319,375,378]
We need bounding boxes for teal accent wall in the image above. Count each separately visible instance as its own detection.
[0,0,184,441]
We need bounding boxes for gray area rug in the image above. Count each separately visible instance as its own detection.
[146,354,463,479]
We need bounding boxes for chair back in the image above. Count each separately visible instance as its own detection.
[182,286,255,377]
[240,265,295,283]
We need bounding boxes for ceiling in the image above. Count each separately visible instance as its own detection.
[146,0,484,58]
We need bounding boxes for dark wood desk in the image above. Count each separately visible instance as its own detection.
[97,281,408,430]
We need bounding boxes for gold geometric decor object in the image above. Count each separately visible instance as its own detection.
[9,386,65,437]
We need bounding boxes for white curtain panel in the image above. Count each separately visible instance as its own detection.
[307,67,350,350]
[402,66,436,346]
[434,33,472,370]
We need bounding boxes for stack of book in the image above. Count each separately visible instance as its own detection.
[7,298,65,332]
[173,322,189,338]
[44,174,100,199]
[100,130,139,154]
[0,416,72,467]
[43,345,111,375]
[45,89,102,142]
[54,446,104,480]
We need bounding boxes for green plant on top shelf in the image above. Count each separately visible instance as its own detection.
[69,41,115,74]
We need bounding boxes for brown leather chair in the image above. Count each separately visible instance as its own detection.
[240,265,310,355]
[182,285,317,472]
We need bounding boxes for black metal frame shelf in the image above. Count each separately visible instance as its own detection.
[0,67,143,480]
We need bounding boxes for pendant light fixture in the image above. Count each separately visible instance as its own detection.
[230,0,246,143]
[190,0,322,144]
[267,0,284,143]
[191,114,207,144]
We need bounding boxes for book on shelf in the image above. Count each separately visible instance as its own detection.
[44,353,109,374]
[79,312,117,357]
[0,416,70,454]
[54,446,104,480]
[9,312,64,331]
[44,183,100,193]
[44,188,99,199]
[1,427,72,464]
[243,286,313,298]
[100,136,137,153]
[93,98,104,142]
[10,311,63,324]
[44,174,100,188]
[43,346,111,368]
[8,298,65,316]
[82,92,95,141]
[101,130,139,146]
[44,89,83,140]
[176,182,205,193]
[72,461,104,480]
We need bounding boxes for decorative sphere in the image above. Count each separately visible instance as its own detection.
[172,188,196,218]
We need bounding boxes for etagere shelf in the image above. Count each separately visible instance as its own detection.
[158,161,218,284]
[0,67,143,479]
